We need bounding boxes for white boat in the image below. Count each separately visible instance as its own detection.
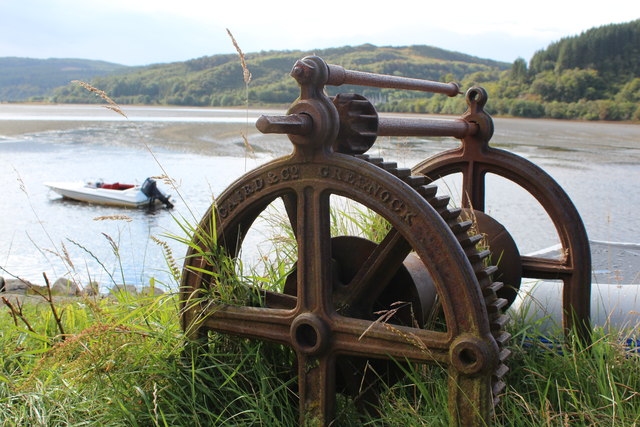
[45,178,173,208]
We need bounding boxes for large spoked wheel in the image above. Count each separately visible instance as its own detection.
[412,129,592,343]
[181,153,501,426]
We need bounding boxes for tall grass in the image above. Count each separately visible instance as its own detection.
[2,195,640,425]
[3,288,639,425]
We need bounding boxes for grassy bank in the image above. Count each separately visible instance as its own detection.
[2,196,639,425]
[1,287,639,426]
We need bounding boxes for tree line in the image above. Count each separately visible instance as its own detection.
[48,20,640,121]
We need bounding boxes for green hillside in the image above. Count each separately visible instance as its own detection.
[388,19,640,120]
[3,19,639,121]
[0,57,128,101]
[530,20,640,79]
[49,44,508,107]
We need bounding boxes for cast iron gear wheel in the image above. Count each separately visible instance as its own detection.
[180,152,508,425]
[355,153,511,407]
[412,86,591,343]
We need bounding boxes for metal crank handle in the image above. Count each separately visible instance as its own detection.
[326,64,461,97]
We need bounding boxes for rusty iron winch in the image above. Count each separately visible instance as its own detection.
[180,56,591,426]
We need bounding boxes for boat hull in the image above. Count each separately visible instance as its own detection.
[45,182,160,208]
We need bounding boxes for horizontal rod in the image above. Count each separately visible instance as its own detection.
[327,64,460,97]
[377,116,478,139]
[256,114,312,135]
[256,113,477,140]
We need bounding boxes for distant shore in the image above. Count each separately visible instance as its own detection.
[2,104,638,158]
[0,104,294,157]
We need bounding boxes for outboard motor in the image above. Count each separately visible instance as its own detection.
[141,178,174,208]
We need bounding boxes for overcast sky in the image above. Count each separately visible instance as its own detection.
[1,0,638,66]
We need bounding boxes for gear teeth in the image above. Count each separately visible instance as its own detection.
[443,207,462,220]
[459,234,483,249]
[403,175,429,187]
[467,249,491,263]
[490,314,509,331]
[427,195,450,211]
[493,395,503,407]
[390,168,412,179]
[482,281,503,297]
[381,161,398,171]
[494,331,511,347]
[417,184,438,199]
[451,220,473,235]
[493,364,509,381]
[356,131,378,139]
[492,380,507,404]
[355,154,383,166]
[363,155,510,415]
[439,208,462,222]
[476,265,499,279]
[487,297,508,314]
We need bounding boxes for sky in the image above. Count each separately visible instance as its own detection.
[1,0,638,66]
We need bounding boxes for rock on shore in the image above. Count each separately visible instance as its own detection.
[0,276,164,298]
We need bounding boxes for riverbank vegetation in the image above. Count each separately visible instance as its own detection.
[42,19,640,121]
[380,19,640,121]
[2,280,639,425]
[2,202,640,425]
[0,58,127,102]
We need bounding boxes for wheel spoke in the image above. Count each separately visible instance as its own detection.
[521,255,573,280]
[448,369,493,426]
[461,161,485,211]
[281,193,298,238]
[332,316,449,364]
[297,354,336,425]
[264,289,297,310]
[198,304,293,346]
[339,228,412,313]
[522,255,589,339]
[295,186,331,312]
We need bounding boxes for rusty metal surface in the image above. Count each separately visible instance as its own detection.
[468,209,522,307]
[180,56,528,425]
[412,88,592,343]
[181,158,504,425]
[378,116,478,138]
[326,63,461,96]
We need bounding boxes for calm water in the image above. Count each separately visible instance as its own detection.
[1,104,639,290]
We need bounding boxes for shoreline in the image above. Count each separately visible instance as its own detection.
[1,104,639,156]
[2,101,638,125]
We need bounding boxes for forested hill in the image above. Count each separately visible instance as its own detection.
[380,19,640,121]
[48,44,508,106]
[0,58,128,101]
[3,19,640,121]
[529,19,640,80]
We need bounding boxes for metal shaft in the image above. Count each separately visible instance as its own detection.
[256,114,312,135]
[378,117,478,139]
[327,64,460,97]
[257,113,478,140]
